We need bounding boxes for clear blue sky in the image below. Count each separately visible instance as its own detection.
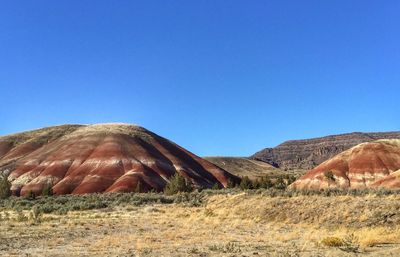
[0,1,399,156]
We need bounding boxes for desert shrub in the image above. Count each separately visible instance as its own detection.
[0,192,179,214]
[41,183,53,196]
[211,183,222,190]
[375,188,393,196]
[321,237,344,247]
[25,191,36,200]
[55,207,68,215]
[30,206,42,223]
[274,176,286,189]
[339,234,360,253]
[164,173,193,195]
[239,176,253,190]
[208,242,242,253]
[324,170,335,181]
[321,235,359,252]
[226,178,238,188]
[285,174,297,185]
[257,176,273,189]
[40,204,54,213]
[1,187,400,215]
[16,209,29,222]
[0,174,11,199]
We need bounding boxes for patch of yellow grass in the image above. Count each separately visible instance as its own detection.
[355,227,400,248]
[319,226,400,250]
[321,237,344,247]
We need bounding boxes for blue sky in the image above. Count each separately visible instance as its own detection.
[0,1,399,156]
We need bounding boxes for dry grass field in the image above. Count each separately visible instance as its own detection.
[1,191,400,256]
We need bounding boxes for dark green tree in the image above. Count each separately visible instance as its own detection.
[164,173,193,195]
[26,191,36,200]
[227,178,238,188]
[42,183,53,196]
[0,174,11,199]
[211,183,222,190]
[239,176,253,190]
[254,176,273,189]
[274,176,286,189]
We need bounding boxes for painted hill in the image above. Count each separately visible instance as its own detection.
[251,131,400,170]
[0,123,239,196]
[290,139,400,190]
[204,157,285,180]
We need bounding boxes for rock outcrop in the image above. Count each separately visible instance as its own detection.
[289,139,400,189]
[0,123,239,196]
[251,132,400,170]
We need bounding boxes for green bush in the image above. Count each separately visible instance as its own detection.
[274,176,286,189]
[211,183,222,190]
[0,174,11,199]
[239,176,253,190]
[324,170,335,181]
[25,191,36,200]
[42,183,53,196]
[30,206,42,223]
[227,178,238,188]
[253,176,273,189]
[164,173,193,195]
[285,174,297,185]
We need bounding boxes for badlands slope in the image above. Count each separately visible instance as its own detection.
[290,139,400,189]
[0,123,238,196]
[252,131,400,170]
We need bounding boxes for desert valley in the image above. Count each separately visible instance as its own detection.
[1,123,400,256]
[2,1,399,256]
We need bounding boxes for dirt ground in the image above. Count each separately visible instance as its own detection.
[1,193,400,256]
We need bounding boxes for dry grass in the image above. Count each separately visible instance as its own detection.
[1,192,400,256]
[204,157,281,179]
[205,156,306,180]
[355,227,400,248]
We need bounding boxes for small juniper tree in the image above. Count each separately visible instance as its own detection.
[324,171,335,181]
[274,176,286,189]
[164,172,193,195]
[26,191,36,200]
[253,176,273,189]
[135,180,142,193]
[286,174,297,185]
[212,183,222,190]
[0,174,11,199]
[227,178,237,188]
[239,176,253,190]
[42,183,53,196]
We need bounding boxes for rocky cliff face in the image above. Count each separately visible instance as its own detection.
[0,123,238,196]
[251,132,400,170]
[289,139,400,189]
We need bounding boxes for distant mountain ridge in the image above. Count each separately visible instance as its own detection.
[251,131,400,170]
